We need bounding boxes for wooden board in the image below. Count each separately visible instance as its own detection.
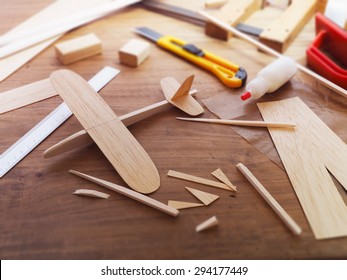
[50,70,160,194]
[258,97,347,239]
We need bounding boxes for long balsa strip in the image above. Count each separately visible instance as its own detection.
[70,170,179,217]
[73,189,110,199]
[177,117,296,128]
[236,163,302,236]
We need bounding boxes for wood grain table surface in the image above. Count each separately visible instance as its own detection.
[1,0,346,259]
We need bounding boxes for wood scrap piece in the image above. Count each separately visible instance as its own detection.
[70,170,179,217]
[160,75,204,116]
[0,79,55,114]
[119,39,150,67]
[205,0,228,9]
[55,33,102,65]
[259,0,318,52]
[196,216,219,232]
[73,189,110,199]
[168,170,236,191]
[257,97,347,239]
[211,168,237,190]
[50,70,160,194]
[168,200,204,210]
[185,187,219,206]
[236,163,302,235]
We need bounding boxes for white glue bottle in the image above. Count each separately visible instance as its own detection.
[241,56,297,101]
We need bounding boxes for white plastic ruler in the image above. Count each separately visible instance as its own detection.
[0,66,120,178]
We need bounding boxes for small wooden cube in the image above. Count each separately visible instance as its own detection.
[118,39,150,67]
[55,33,102,65]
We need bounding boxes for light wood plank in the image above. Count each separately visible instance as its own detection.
[73,189,110,199]
[176,117,296,128]
[236,163,302,235]
[168,170,236,191]
[50,70,160,194]
[185,187,219,206]
[196,216,219,232]
[211,168,237,190]
[168,200,204,210]
[161,76,204,116]
[257,97,347,239]
[70,170,179,217]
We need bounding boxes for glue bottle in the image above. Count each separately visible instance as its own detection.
[241,56,297,101]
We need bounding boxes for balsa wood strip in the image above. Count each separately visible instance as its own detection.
[161,76,204,116]
[168,170,236,192]
[168,200,204,210]
[196,216,219,232]
[70,170,179,217]
[185,187,219,206]
[43,89,198,158]
[50,70,160,194]
[176,117,296,128]
[258,97,347,239]
[236,163,302,236]
[0,79,55,114]
[211,168,237,190]
[73,189,110,199]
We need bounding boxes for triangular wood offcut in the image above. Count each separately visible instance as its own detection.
[211,168,237,191]
[196,216,219,232]
[185,187,219,206]
[160,75,204,116]
[168,200,205,210]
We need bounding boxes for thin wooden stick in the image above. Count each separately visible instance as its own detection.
[168,170,236,191]
[196,216,219,232]
[236,163,302,236]
[177,117,296,128]
[73,189,110,199]
[70,170,179,217]
[198,10,347,99]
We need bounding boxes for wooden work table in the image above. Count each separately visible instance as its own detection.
[1,0,347,260]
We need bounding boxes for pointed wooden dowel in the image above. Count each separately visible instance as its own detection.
[161,75,204,116]
[70,170,179,217]
[196,216,219,232]
[43,89,198,158]
[185,187,219,206]
[73,189,110,199]
[236,163,302,236]
[50,70,160,194]
[177,117,296,128]
[211,168,237,190]
[168,200,205,210]
[168,170,236,192]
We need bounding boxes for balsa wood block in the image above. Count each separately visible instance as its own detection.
[168,200,204,210]
[236,163,302,235]
[211,168,237,190]
[118,39,150,67]
[196,216,219,232]
[50,70,160,194]
[73,189,110,199]
[259,0,318,52]
[161,75,204,116]
[168,170,236,191]
[185,187,219,206]
[70,170,179,217]
[258,97,347,239]
[55,33,102,65]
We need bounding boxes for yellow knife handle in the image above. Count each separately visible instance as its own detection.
[157,35,246,88]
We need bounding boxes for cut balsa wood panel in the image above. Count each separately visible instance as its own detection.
[211,168,237,190]
[50,70,160,194]
[258,97,347,239]
[168,170,236,191]
[168,200,204,210]
[236,163,302,235]
[73,189,110,199]
[161,76,204,116]
[70,170,179,217]
[185,187,219,206]
[196,216,219,232]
